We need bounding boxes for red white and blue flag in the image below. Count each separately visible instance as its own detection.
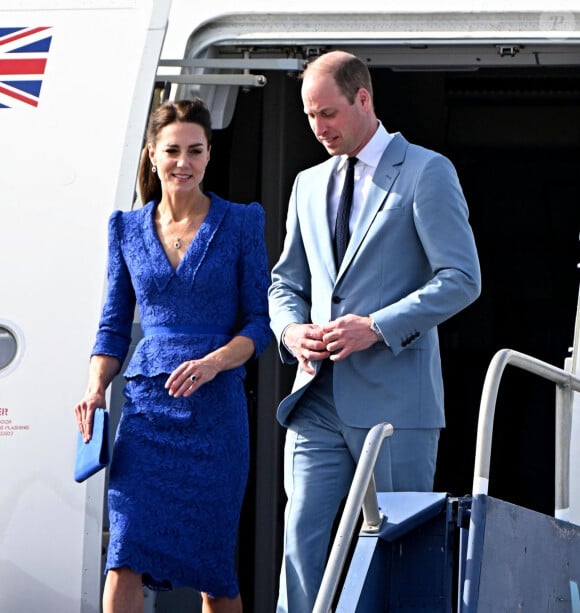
[0,26,52,109]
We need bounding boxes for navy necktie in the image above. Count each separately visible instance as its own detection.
[334,156,358,267]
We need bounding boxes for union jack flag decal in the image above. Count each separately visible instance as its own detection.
[0,26,53,109]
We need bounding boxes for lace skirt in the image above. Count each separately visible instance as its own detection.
[105,372,249,599]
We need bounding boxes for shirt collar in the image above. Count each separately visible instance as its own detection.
[337,121,392,172]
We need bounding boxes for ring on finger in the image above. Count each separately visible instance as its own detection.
[190,375,197,382]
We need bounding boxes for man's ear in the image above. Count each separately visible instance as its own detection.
[357,87,372,110]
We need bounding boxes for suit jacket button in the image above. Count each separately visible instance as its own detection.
[332,296,342,304]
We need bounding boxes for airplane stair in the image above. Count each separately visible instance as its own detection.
[314,348,580,613]
[336,491,457,612]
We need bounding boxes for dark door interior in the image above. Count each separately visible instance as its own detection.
[203,64,580,612]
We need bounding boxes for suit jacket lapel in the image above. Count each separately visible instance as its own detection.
[337,133,409,279]
[304,157,340,280]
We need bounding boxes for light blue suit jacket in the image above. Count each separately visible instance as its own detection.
[269,133,481,429]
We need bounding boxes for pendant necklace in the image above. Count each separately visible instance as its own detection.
[160,197,208,251]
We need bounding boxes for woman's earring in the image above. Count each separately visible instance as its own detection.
[151,166,157,174]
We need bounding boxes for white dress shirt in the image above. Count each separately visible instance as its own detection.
[327,121,394,238]
[327,122,393,347]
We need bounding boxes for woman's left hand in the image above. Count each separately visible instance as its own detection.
[165,336,255,397]
[165,358,219,398]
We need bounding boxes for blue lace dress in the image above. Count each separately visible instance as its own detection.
[91,193,272,598]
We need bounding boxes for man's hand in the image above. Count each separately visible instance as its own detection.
[283,323,331,374]
[321,315,379,361]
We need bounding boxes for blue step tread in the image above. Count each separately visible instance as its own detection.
[369,491,448,542]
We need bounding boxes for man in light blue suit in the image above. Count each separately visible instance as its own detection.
[269,50,481,612]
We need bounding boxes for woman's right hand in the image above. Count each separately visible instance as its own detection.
[74,393,106,443]
[74,355,120,442]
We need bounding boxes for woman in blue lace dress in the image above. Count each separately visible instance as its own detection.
[74,98,272,613]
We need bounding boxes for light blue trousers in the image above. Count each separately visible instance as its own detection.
[276,389,440,613]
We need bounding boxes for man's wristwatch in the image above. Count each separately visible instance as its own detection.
[370,319,384,343]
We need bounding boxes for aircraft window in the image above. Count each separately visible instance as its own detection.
[0,327,17,370]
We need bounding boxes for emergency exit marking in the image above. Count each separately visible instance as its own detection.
[0,408,31,437]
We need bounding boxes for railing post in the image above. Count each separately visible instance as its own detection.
[555,357,573,520]
[313,422,393,613]
[472,349,580,512]
[472,349,511,496]
[361,474,382,532]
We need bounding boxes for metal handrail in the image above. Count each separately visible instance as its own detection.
[313,422,394,613]
[472,348,580,519]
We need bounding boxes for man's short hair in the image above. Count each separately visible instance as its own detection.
[304,52,374,104]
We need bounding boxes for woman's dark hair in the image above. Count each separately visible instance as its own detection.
[137,98,212,204]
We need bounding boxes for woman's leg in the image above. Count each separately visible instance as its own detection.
[102,567,144,613]
[201,592,242,613]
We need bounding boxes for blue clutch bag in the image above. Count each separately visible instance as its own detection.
[74,408,110,482]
